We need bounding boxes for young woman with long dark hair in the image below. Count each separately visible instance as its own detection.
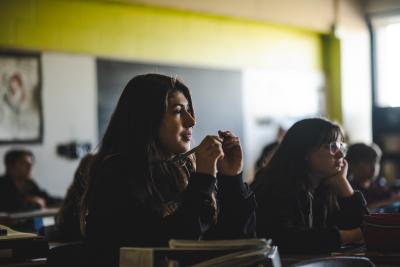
[81,74,256,266]
[252,118,366,253]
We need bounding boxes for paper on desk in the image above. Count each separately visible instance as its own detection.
[0,224,37,240]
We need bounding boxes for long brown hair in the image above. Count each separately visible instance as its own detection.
[57,154,94,238]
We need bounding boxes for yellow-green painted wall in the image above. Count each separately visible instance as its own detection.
[0,0,322,71]
[0,0,342,120]
[322,34,343,123]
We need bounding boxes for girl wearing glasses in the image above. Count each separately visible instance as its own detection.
[81,74,256,266]
[251,118,366,253]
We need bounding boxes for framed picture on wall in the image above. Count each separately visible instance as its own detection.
[0,50,43,144]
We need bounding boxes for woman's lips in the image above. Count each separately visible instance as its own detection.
[181,133,192,142]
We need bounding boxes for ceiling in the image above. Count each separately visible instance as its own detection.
[107,0,371,32]
[105,0,400,32]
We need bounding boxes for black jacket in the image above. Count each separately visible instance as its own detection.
[84,154,256,266]
[253,178,367,253]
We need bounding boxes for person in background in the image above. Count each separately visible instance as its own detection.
[252,118,367,253]
[81,74,256,266]
[254,126,286,172]
[0,149,62,212]
[346,143,400,211]
[56,153,95,241]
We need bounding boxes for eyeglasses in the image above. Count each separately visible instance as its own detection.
[328,141,348,156]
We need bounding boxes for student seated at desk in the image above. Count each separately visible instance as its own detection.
[251,118,367,253]
[81,74,256,266]
[346,143,400,211]
[0,149,62,213]
[254,126,286,173]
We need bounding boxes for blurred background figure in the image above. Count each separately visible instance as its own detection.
[0,149,62,213]
[254,126,286,172]
[346,143,400,212]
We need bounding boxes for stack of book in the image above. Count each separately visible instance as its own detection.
[120,238,281,267]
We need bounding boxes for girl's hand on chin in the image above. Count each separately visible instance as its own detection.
[324,160,354,197]
[325,160,348,184]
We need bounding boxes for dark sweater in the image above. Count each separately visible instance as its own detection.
[253,179,367,253]
[84,155,256,266]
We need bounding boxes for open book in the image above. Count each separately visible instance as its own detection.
[120,239,280,267]
[190,246,281,267]
[166,239,280,267]
[169,238,271,250]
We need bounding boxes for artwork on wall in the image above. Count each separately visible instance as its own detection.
[0,50,43,144]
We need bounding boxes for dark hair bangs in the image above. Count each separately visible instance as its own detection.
[316,122,344,147]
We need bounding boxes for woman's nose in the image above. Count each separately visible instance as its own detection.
[335,149,344,158]
[183,111,195,128]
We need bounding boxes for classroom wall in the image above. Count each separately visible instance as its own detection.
[0,0,322,70]
[336,0,372,143]
[340,29,371,143]
[127,0,374,142]
[0,0,367,195]
[0,53,97,196]
[366,0,400,14]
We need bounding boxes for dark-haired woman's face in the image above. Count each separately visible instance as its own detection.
[307,136,345,179]
[158,91,195,157]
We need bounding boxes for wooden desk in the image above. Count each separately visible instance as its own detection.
[0,258,46,267]
[0,208,59,222]
[0,208,59,232]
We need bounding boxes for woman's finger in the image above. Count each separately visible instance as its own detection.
[222,137,240,148]
[223,141,240,149]
[218,130,233,138]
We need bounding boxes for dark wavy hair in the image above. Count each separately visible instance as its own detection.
[80,74,198,234]
[252,118,344,200]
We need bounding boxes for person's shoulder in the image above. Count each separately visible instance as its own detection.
[26,178,40,189]
[253,173,296,200]
[0,175,15,196]
[253,172,291,190]
[95,153,141,181]
[0,174,13,185]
